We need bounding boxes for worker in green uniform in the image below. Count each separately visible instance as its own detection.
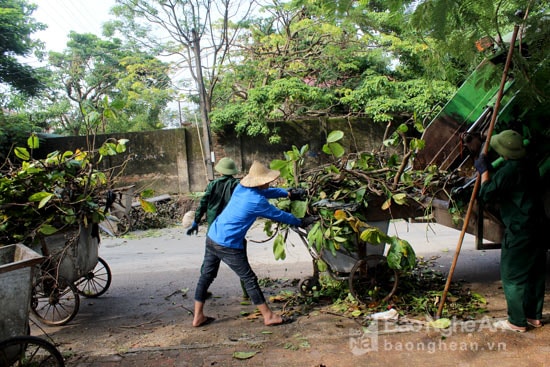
[186,157,240,232]
[475,129,546,332]
[185,157,249,299]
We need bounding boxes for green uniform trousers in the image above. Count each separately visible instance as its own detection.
[500,233,546,327]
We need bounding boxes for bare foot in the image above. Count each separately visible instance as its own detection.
[193,315,216,327]
[264,314,283,326]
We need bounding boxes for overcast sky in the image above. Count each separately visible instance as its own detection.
[31,0,115,52]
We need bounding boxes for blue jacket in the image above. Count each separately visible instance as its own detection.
[207,184,301,249]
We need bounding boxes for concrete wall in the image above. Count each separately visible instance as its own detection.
[40,118,388,195]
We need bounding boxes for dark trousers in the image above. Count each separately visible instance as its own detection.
[194,236,265,305]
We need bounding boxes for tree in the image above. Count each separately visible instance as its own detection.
[0,0,46,96]
[409,0,549,108]
[209,0,548,144]
[110,0,257,179]
[46,32,174,136]
[209,0,456,143]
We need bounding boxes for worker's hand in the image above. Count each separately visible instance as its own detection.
[474,154,491,174]
[186,221,199,235]
[300,215,318,228]
[288,188,307,201]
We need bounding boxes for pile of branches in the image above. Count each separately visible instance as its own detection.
[299,150,463,224]
[268,130,471,272]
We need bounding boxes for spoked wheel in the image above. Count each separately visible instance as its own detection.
[115,214,131,236]
[298,276,321,297]
[31,273,80,326]
[349,255,398,307]
[99,214,131,237]
[74,257,112,298]
[0,335,65,366]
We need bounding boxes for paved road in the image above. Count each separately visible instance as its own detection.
[33,221,550,367]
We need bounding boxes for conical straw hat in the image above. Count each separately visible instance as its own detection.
[240,161,280,187]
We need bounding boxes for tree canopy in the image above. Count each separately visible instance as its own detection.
[204,0,548,143]
[0,0,548,149]
[0,0,46,96]
[46,32,174,136]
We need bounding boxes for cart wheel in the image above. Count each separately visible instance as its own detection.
[0,335,65,366]
[99,213,131,237]
[116,214,131,235]
[298,276,321,297]
[349,255,398,307]
[75,257,112,298]
[31,273,80,326]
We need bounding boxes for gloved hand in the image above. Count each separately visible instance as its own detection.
[186,221,199,235]
[300,215,318,228]
[474,154,491,174]
[288,188,307,201]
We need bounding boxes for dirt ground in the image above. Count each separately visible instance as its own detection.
[31,223,550,367]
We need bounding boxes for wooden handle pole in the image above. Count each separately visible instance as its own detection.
[436,24,520,318]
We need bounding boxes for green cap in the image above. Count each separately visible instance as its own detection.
[490,130,526,160]
[214,157,238,175]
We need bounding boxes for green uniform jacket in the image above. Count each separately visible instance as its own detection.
[194,175,240,227]
[478,159,542,244]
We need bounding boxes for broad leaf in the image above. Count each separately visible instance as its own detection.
[140,198,157,213]
[273,233,286,260]
[233,351,257,360]
[290,200,307,218]
[14,147,30,161]
[360,227,390,245]
[386,237,416,271]
[27,134,39,149]
[392,193,407,205]
[326,130,344,143]
[39,224,59,235]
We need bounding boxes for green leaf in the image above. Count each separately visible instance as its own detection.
[386,237,417,271]
[233,351,257,360]
[328,142,345,158]
[428,318,451,329]
[333,236,347,243]
[290,200,307,218]
[140,189,155,199]
[28,191,53,202]
[39,224,59,235]
[140,199,157,213]
[38,194,54,209]
[316,259,327,272]
[273,233,286,260]
[396,123,408,133]
[360,227,390,245]
[14,147,30,161]
[27,134,39,149]
[392,193,407,205]
[326,130,344,143]
[270,159,288,170]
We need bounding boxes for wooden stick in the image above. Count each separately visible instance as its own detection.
[436,24,520,318]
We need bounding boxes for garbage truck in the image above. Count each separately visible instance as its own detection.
[412,28,549,250]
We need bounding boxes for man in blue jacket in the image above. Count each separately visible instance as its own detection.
[192,161,313,327]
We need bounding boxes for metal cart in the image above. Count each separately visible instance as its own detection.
[30,224,112,326]
[292,219,398,307]
[0,243,65,366]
